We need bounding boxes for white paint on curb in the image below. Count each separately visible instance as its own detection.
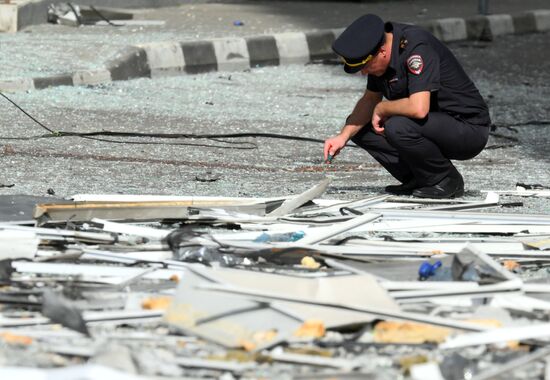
[212,37,250,72]
[532,9,550,31]
[434,18,467,42]
[487,14,515,36]
[139,42,185,78]
[332,28,345,39]
[0,4,17,33]
[273,32,309,65]
[0,78,34,92]
[72,69,112,86]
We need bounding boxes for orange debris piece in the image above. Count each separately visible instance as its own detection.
[373,321,451,344]
[141,296,172,310]
[294,319,326,338]
[238,329,278,351]
[169,274,180,283]
[502,260,520,271]
[0,332,33,345]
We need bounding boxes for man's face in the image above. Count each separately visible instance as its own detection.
[360,47,389,77]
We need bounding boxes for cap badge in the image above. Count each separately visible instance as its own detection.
[407,54,424,75]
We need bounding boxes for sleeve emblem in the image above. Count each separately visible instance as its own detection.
[407,54,424,75]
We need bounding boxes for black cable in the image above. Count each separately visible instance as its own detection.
[0,89,333,146]
[3,89,548,152]
[89,5,122,27]
[0,91,55,134]
[79,135,258,150]
[67,3,83,26]
[53,130,331,145]
[499,120,550,127]
[339,207,363,216]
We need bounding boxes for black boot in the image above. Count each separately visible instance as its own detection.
[385,179,419,196]
[412,169,464,199]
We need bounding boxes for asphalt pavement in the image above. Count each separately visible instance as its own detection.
[0,0,548,217]
[0,32,549,216]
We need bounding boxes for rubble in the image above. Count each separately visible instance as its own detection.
[0,180,550,378]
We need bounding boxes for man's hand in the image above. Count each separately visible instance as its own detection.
[323,134,348,163]
[371,103,386,135]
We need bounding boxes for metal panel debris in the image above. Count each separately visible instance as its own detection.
[0,183,549,377]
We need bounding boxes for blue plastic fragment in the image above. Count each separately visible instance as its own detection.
[233,20,244,26]
[418,260,442,279]
[254,231,305,243]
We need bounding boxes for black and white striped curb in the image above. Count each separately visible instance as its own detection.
[1,9,549,92]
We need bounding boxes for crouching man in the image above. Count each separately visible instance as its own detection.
[324,14,491,198]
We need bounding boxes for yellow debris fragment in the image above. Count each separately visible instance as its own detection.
[294,319,326,338]
[141,296,172,310]
[465,319,502,328]
[252,329,278,343]
[373,321,451,344]
[399,354,429,374]
[285,346,333,357]
[523,239,550,250]
[301,256,321,269]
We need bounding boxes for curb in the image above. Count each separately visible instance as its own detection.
[1,9,549,93]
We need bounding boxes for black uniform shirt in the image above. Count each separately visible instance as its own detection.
[367,22,491,126]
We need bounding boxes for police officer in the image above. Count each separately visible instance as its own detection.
[324,14,491,198]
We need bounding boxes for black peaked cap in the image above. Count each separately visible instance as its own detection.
[332,14,385,73]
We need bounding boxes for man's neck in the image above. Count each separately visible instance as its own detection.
[385,32,393,61]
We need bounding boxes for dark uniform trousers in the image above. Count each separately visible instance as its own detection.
[351,112,490,187]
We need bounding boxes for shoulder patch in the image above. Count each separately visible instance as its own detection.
[407,54,424,75]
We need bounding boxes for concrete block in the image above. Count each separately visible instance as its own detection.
[465,16,491,40]
[307,30,337,61]
[0,78,34,92]
[433,18,467,42]
[106,46,151,81]
[416,20,437,35]
[181,40,217,74]
[17,0,48,31]
[245,35,279,68]
[181,41,218,74]
[139,42,185,78]
[487,14,514,36]
[532,9,550,31]
[212,37,249,72]
[512,12,537,34]
[73,69,112,86]
[0,4,17,33]
[273,32,309,65]
[0,0,48,32]
[34,74,73,90]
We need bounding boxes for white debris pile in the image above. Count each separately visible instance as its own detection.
[0,179,549,379]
